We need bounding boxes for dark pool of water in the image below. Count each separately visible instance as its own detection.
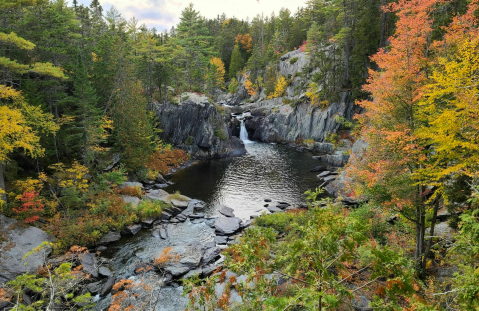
[165,142,325,220]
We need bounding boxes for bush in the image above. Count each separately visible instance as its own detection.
[254,210,303,232]
[228,78,239,94]
[135,200,164,221]
[214,129,227,140]
[118,186,142,198]
[289,57,298,65]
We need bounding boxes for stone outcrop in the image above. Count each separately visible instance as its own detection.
[153,100,246,158]
[0,215,55,286]
[326,138,368,196]
[244,92,356,143]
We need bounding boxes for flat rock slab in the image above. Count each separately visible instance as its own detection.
[0,215,55,286]
[323,175,337,182]
[317,171,331,178]
[121,196,140,208]
[214,236,228,244]
[98,231,121,245]
[214,217,242,235]
[146,189,170,202]
[171,199,189,209]
[219,206,235,217]
[190,213,205,219]
[159,242,204,277]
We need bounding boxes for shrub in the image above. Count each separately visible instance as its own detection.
[118,186,142,198]
[169,191,187,202]
[146,148,189,175]
[254,210,303,232]
[214,129,227,140]
[267,76,287,99]
[228,78,239,94]
[289,57,298,65]
[135,200,164,220]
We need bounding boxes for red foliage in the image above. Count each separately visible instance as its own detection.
[13,191,44,223]
[299,41,307,52]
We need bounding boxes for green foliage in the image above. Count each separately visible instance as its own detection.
[214,129,227,140]
[227,78,239,94]
[254,211,298,232]
[229,44,244,79]
[135,200,164,221]
[185,136,194,145]
[289,57,298,64]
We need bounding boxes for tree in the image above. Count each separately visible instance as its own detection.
[177,3,214,91]
[349,0,443,269]
[229,44,243,79]
[206,57,226,98]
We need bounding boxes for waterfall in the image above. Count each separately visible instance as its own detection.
[240,120,253,144]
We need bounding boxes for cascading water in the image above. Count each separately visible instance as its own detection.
[239,120,253,144]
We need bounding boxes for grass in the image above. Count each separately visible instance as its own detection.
[135,200,165,221]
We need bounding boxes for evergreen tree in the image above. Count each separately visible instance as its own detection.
[229,44,243,79]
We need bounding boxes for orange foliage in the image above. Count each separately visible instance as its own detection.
[235,33,253,53]
[118,186,142,197]
[154,247,180,266]
[146,148,188,175]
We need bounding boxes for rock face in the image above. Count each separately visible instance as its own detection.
[244,92,356,143]
[326,138,368,196]
[153,101,246,158]
[0,215,55,286]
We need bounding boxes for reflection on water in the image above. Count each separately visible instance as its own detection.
[166,142,324,220]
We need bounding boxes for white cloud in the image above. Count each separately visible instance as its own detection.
[73,0,307,31]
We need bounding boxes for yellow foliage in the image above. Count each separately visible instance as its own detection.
[0,32,35,50]
[243,74,258,96]
[267,76,287,99]
[416,34,479,200]
[306,83,329,108]
[208,57,226,90]
[49,162,89,193]
[0,105,43,161]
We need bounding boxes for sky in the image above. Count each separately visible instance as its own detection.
[72,0,308,31]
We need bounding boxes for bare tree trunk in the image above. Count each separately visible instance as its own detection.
[422,198,440,268]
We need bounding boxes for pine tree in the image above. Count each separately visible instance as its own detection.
[229,44,243,79]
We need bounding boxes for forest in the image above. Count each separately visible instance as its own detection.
[1,0,479,310]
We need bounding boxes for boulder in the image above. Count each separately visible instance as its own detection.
[214,217,242,235]
[146,189,170,202]
[171,199,189,209]
[141,219,155,228]
[86,281,102,295]
[0,215,55,286]
[121,196,140,208]
[100,277,116,296]
[214,236,228,245]
[219,206,235,217]
[157,242,204,277]
[98,231,121,245]
[202,246,221,265]
[98,266,113,278]
[122,224,142,235]
[80,253,99,278]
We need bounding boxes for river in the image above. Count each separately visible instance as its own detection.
[94,126,325,310]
